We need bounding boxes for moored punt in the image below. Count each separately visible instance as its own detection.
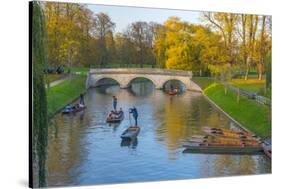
[121,126,141,140]
[202,127,256,140]
[202,127,256,137]
[191,135,260,144]
[182,143,263,155]
[188,138,260,146]
[62,105,86,114]
[191,135,209,139]
[262,143,272,159]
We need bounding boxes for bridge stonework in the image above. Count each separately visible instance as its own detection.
[86,68,202,92]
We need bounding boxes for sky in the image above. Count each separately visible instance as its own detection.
[87,4,202,33]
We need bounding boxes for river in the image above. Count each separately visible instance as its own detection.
[46,81,271,187]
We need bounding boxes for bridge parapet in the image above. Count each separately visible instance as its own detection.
[87,68,201,92]
[89,68,192,77]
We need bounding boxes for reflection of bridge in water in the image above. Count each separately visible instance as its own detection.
[86,68,202,92]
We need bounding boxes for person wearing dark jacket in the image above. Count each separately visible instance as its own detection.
[113,96,117,111]
[129,107,138,126]
[79,93,85,105]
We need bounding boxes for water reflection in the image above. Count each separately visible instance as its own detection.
[120,138,138,148]
[46,81,271,187]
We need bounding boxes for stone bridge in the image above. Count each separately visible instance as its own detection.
[86,68,202,92]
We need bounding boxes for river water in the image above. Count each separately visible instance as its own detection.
[47,81,271,187]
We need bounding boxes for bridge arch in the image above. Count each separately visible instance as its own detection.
[94,77,121,87]
[127,76,157,88]
[162,79,187,91]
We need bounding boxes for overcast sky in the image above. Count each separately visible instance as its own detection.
[87,4,202,33]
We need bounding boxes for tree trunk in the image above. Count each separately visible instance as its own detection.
[257,63,263,80]
[244,57,250,80]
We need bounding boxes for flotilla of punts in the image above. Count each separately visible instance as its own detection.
[61,98,271,158]
[183,126,271,158]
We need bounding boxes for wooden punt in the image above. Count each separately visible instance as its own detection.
[120,126,140,140]
[106,111,124,123]
[262,143,272,159]
[203,127,256,137]
[189,137,261,144]
[191,135,259,143]
[202,128,256,140]
[62,105,86,114]
[183,143,263,154]
[191,135,209,139]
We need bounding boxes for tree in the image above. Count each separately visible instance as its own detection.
[32,2,48,187]
[203,12,239,65]
[244,15,259,80]
[93,12,115,67]
[127,21,155,67]
[44,2,96,68]
[153,23,167,68]
[161,17,193,70]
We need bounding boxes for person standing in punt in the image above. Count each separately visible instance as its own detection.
[112,96,117,111]
[129,107,138,126]
[79,93,85,105]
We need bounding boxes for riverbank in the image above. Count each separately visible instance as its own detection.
[192,77,271,139]
[47,76,87,117]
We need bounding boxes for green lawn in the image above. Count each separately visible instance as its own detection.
[47,76,86,117]
[192,77,215,90]
[45,74,66,83]
[192,77,271,139]
[230,79,271,98]
[70,67,90,75]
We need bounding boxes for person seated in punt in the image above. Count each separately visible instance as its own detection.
[174,87,179,93]
[64,104,72,111]
[118,108,123,115]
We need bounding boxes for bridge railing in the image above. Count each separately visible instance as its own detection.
[89,68,192,77]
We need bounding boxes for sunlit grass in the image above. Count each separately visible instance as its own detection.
[47,76,86,117]
[45,74,66,83]
[70,67,90,74]
[192,77,215,90]
[204,84,271,138]
[192,77,271,139]
[230,79,270,98]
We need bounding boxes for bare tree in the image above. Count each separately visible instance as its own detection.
[94,13,115,67]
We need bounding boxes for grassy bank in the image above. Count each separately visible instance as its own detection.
[46,74,66,83]
[47,76,87,117]
[192,77,271,139]
[192,77,214,90]
[70,67,90,75]
[230,79,271,98]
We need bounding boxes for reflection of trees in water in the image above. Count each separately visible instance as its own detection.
[47,107,90,185]
[155,93,215,150]
[211,155,257,176]
[129,80,154,96]
[96,84,120,95]
[120,138,138,149]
